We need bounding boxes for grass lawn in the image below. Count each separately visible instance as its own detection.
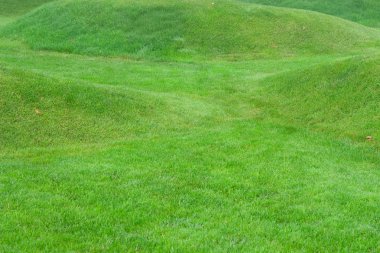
[0,0,379,252]
[239,0,380,27]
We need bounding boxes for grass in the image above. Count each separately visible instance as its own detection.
[0,0,54,16]
[2,121,379,252]
[0,0,380,252]
[1,0,379,59]
[239,0,380,27]
[255,55,380,143]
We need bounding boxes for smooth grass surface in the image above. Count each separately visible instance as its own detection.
[0,0,380,252]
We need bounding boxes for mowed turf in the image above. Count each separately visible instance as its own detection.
[240,0,380,27]
[2,120,380,252]
[1,0,379,59]
[0,0,380,252]
[256,55,380,143]
[0,0,54,16]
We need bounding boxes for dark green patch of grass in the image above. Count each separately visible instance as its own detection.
[240,0,380,27]
[0,0,54,16]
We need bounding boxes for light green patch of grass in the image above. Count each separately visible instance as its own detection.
[1,120,380,252]
[0,17,15,28]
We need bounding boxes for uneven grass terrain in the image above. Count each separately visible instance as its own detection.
[240,0,380,27]
[0,0,379,252]
[256,55,380,141]
[2,0,379,58]
[0,0,54,16]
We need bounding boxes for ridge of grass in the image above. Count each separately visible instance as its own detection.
[254,55,380,146]
[239,0,380,27]
[0,0,54,16]
[0,67,226,149]
[1,0,379,59]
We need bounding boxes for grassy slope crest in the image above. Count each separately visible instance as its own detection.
[0,0,54,16]
[1,0,379,59]
[0,67,221,149]
[257,55,380,144]
[239,0,380,27]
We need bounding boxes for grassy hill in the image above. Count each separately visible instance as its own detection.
[0,0,54,16]
[0,68,162,149]
[1,0,380,252]
[0,66,225,149]
[239,0,380,27]
[255,55,380,145]
[1,0,379,59]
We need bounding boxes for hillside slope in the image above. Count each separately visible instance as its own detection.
[256,55,380,144]
[0,67,221,149]
[239,0,380,27]
[0,0,54,16]
[1,0,379,59]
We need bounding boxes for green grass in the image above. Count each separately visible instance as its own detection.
[1,0,379,59]
[255,55,380,144]
[2,121,380,252]
[239,0,380,27]
[0,67,220,149]
[0,0,380,252]
[0,0,54,16]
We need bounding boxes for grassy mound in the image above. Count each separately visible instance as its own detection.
[1,0,379,59]
[257,55,380,144]
[240,0,380,27]
[0,0,54,16]
[0,67,218,149]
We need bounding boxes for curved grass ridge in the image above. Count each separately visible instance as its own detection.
[239,0,380,28]
[257,55,380,143]
[0,0,54,16]
[1,0,379,59]
[0,67,223,149]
